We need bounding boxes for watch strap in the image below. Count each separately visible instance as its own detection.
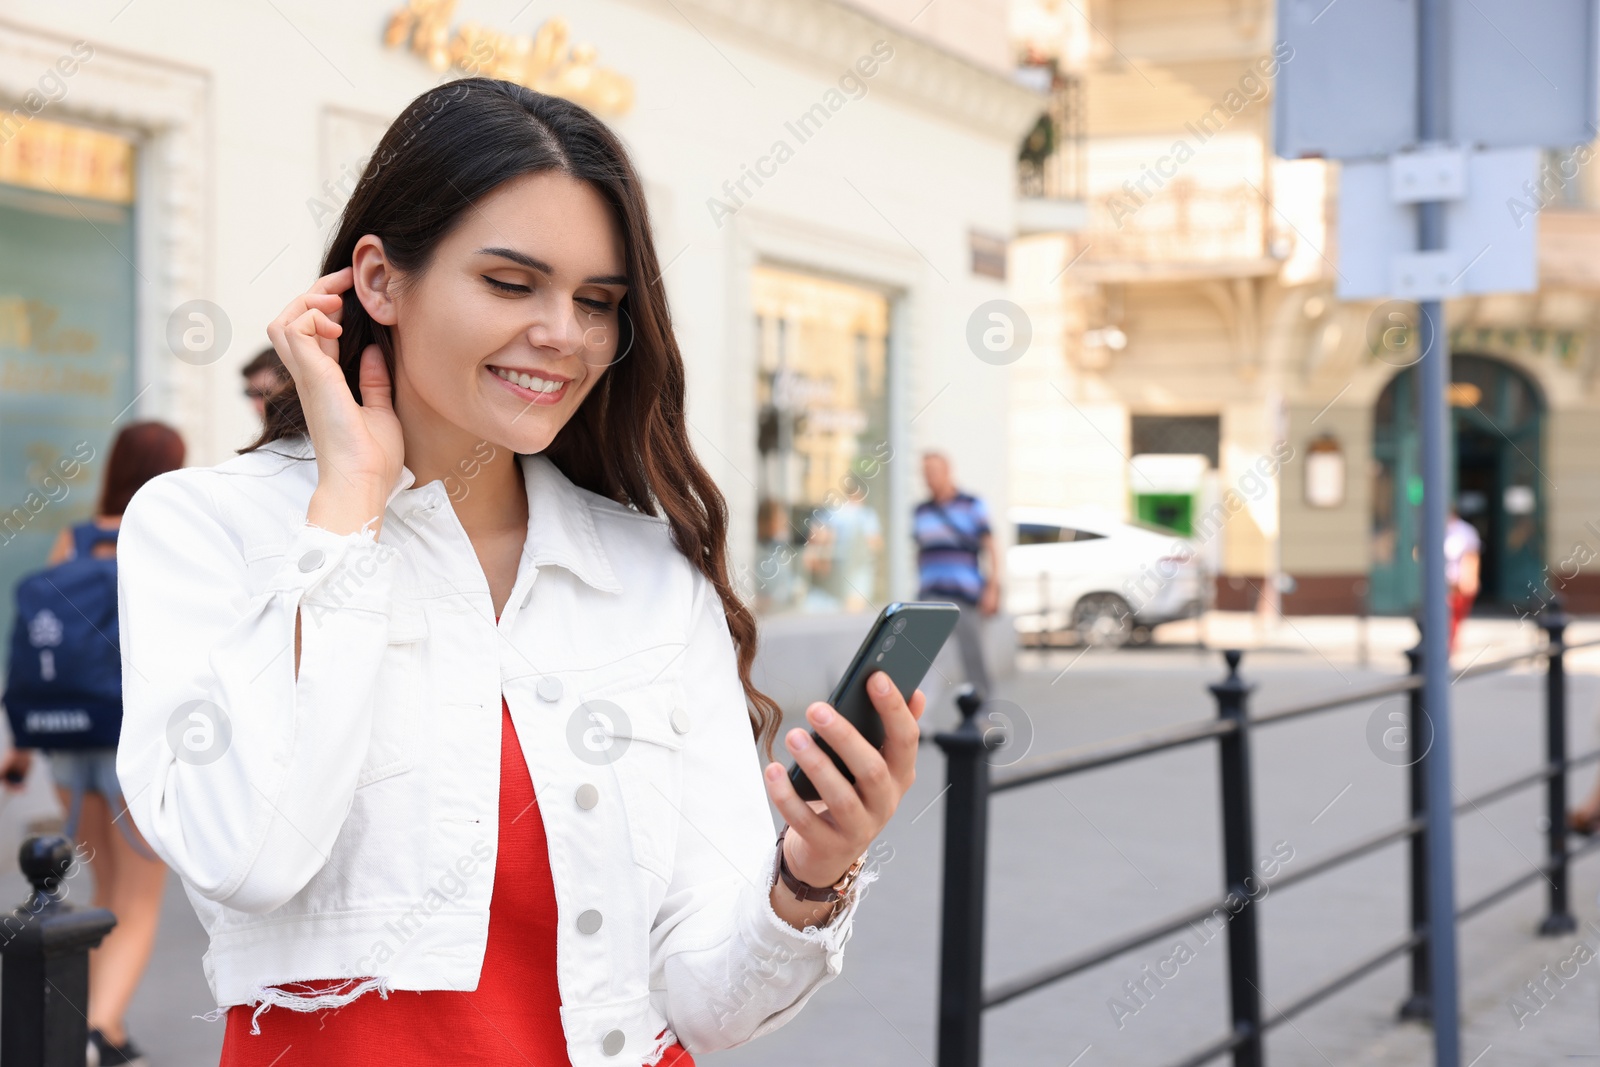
[774,824,865,903]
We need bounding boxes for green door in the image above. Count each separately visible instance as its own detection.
[1369,354,1544,614]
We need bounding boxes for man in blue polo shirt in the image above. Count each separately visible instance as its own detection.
[914,450,1002,697]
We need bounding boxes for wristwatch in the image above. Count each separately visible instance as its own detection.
[773,824,867,906]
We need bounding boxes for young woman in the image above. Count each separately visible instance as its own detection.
[2,420,186,1067]
[114,78,925,1066]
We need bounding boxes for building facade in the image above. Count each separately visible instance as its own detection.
[1009,0,1600,618]
[0,0,1041,646]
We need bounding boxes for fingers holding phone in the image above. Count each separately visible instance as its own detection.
[762,670,927,890]
[803,672,919,813]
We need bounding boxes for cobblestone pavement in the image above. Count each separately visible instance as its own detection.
[3,615,1595,1066]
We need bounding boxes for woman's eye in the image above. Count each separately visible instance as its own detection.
[579,299,616,312]
[482,276,530,293]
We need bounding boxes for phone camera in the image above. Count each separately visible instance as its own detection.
[892,617,907,634]
[882,635,896,651]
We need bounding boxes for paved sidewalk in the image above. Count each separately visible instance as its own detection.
[0,614,1595,1066]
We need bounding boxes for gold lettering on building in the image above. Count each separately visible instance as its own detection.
[384,0,634,116]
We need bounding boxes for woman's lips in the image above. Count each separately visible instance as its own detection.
[487,365,570,405]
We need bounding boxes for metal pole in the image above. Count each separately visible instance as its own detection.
[1539,597,1575,935]
[934,685,992,1067]
[1399,635,1431,1021]
[1416,0,1459,1061]
[1211,650,1262,1067]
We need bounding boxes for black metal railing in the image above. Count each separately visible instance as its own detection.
[934,603,1600,1066]
[0,835,116,1067]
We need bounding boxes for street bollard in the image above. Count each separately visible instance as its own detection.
[0,835,117,1067]
[934,684,992,1067]
[1210,650,1262,1067]
[1398,632,1431,1021]
[1538,596,1577,936]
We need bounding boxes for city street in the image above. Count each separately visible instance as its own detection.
[5,617,1595,1066]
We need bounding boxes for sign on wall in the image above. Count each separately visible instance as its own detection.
[384,0,634,116]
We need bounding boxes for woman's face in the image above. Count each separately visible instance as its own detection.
[365,170,630,458]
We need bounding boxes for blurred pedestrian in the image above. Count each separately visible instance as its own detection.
[823,477,883,612]
[755,497,802,612]
[241,346,289,423]
[914,450,1001,698]
[1444,506,1481,655]
[0,420,185,1067]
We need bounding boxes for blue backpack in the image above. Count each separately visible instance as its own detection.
[3,523,123,749]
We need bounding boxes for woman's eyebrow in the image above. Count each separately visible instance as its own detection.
[474,246,628,286]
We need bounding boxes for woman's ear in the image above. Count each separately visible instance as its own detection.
[351,234,400,326]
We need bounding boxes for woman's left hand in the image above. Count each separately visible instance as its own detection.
[763,670,926,890]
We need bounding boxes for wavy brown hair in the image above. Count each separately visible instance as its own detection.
[239,77,782,761]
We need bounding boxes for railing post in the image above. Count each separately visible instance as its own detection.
[1398,633,1432,1021]
[935,685,993,1067]
[0,835,117,1067]
[1539,596,1576,936]
[1211,650,1262,1067]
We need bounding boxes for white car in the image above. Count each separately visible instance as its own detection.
[1005,506,1206,647]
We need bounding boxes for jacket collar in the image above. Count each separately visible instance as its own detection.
[271,434,623,595]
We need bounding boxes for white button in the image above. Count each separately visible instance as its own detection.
[537,676,563,702]
[575,784,599,809]
[577,909,603,934]
[601,1029,626,1056]
[298,550,325,572]
[670,707,691,734]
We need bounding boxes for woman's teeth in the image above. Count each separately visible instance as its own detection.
[492,367,566,393]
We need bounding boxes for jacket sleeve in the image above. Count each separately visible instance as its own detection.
[649,567,877,1053]
[115,469,402,914]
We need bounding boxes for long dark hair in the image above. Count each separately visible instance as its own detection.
[102,421,186,516]
[240,78,782,761]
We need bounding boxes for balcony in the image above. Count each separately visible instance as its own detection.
[1015,65,1088,235]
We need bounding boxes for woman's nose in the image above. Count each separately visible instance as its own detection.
[527,300,584,354]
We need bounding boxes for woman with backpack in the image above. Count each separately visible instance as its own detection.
[1,420,186,1067]
[111,79,925,1066]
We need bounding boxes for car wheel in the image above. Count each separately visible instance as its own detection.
[1073,593,1134,648]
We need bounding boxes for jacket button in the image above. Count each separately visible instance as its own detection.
[601,1029,626,1056]
[577,909,603,934]
[575,783,599,809]
[298,549,325,572]
[537,676,563,702]
[670,707,691,734]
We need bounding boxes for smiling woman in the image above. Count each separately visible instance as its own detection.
[115,76,928,1067]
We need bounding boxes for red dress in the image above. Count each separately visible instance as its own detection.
[219,673,694,1065]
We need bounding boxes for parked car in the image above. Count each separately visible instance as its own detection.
[1005,506,1205,647]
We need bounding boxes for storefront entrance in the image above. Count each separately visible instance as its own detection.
[751,265,892,616]
[0,118,139,640]
[1370,354,1545,614]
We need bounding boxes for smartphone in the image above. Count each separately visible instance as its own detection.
[787,601,962,803]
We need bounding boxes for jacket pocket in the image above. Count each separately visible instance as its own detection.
[357,600,427,787]
[587,678,688,883]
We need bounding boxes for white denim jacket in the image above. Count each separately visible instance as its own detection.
[114,433,874,1066]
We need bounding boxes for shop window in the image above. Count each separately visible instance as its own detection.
[752,265,890,615]
[0,118,138,641]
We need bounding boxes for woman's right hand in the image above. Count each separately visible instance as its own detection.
[266,266,404,509]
